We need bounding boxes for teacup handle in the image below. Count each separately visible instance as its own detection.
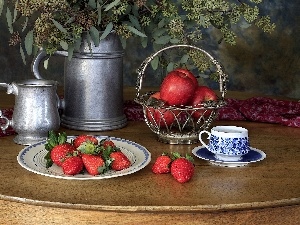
[0,110,11,131]
[199,130,211,149]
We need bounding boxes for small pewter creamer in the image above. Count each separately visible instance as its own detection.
[0,79,60,145]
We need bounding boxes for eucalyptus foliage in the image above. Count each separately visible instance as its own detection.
[1,0,275,71]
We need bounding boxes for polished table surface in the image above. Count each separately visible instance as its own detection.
[0,88,299,224]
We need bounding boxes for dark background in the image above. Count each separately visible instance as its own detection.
[0,1,299,99]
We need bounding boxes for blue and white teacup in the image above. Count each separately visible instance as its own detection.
[199,126,250,161]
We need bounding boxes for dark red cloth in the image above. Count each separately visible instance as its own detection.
[1,97,299,137]
[217,98,246,121]
[123,100,144,121]
[237,97,300,127]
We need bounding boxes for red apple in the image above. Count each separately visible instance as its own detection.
[189,86,217,119]
[160,70,197,106]
[174,68,198,87]
[146,92,176,127]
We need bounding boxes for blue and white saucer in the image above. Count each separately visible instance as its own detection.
[192,146,266,167]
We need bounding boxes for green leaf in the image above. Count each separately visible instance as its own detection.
[119,36,126,49]
[150,56,159,70]
[104,0,120,12]
[24,30,33,55]
[180,54,189,64]
[170,38,180,44]
[141,37,148,48]
[13,5,17,23]
[60,40,68,50]
[132,4,139,17]
[129,14,141,30]
[20,45,26,64]
[22,17,28,32]
[126,25,147,38]
[43,58,49,69]
[45,151,53,168]
[97,4,102,25]
[152,42,162,52]
[154,35,170,45]
[167,62,174,72]
[6,7,13,34]
[67,44,75,61]
[100,22,113,40]
[65,16,75,24]
[0,0,4,15]
[158,18,165,29]
[57,132,67,144]
[88,0,97,9]
[153,28,167,37]
[74,37,82,51]
[51,19,68,33]
[89,26,100,46]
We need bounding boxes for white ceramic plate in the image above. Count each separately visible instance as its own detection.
[17,136,151,180]
[192,146,266,167]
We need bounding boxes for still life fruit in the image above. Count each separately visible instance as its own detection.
[146,68,218,125]
[44,131,131,176]
[152,152,195,183]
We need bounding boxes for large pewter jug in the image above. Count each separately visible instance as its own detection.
[0,79,60,145]
[32,32,127,131]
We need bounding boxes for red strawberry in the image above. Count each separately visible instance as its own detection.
[110,152,131,171]
[44,131,68,168]
[102,140,115,148]
[62,156,84,175]
[50,143,76,167]
[81,154,106,175]
[73,135,98,149]
[152,154,172,174]
[170,153,194,183]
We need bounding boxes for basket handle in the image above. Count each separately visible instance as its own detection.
[136,44,228,99]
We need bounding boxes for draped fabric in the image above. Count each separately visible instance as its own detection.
[1,97,299,137]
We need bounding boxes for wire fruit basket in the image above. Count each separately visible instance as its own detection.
[134,45,228,144]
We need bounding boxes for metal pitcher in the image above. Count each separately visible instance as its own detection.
[32,32,127,131]
[0,79,60,145]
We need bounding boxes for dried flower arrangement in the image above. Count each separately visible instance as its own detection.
[0,0,275,73]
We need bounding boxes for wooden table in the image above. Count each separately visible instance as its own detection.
[0,88,299,224]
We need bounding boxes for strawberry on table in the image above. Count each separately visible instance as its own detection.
[73,134,98,149]
[62,156,84,175]
[82,154,107,175]
[170,153,195,183]
[152,153,172,174]
[110,151,131,171]
[50,143,76,167]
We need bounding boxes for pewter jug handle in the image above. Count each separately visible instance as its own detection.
[32,50,68,79]
[32,51,47,79]
[0,110,11,131]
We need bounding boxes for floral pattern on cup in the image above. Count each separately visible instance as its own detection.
[209,136,249,156]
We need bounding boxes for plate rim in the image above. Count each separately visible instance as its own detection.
[192,145,266,165]
[17,135,151,180]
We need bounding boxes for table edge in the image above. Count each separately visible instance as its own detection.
[1,194,299,213]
